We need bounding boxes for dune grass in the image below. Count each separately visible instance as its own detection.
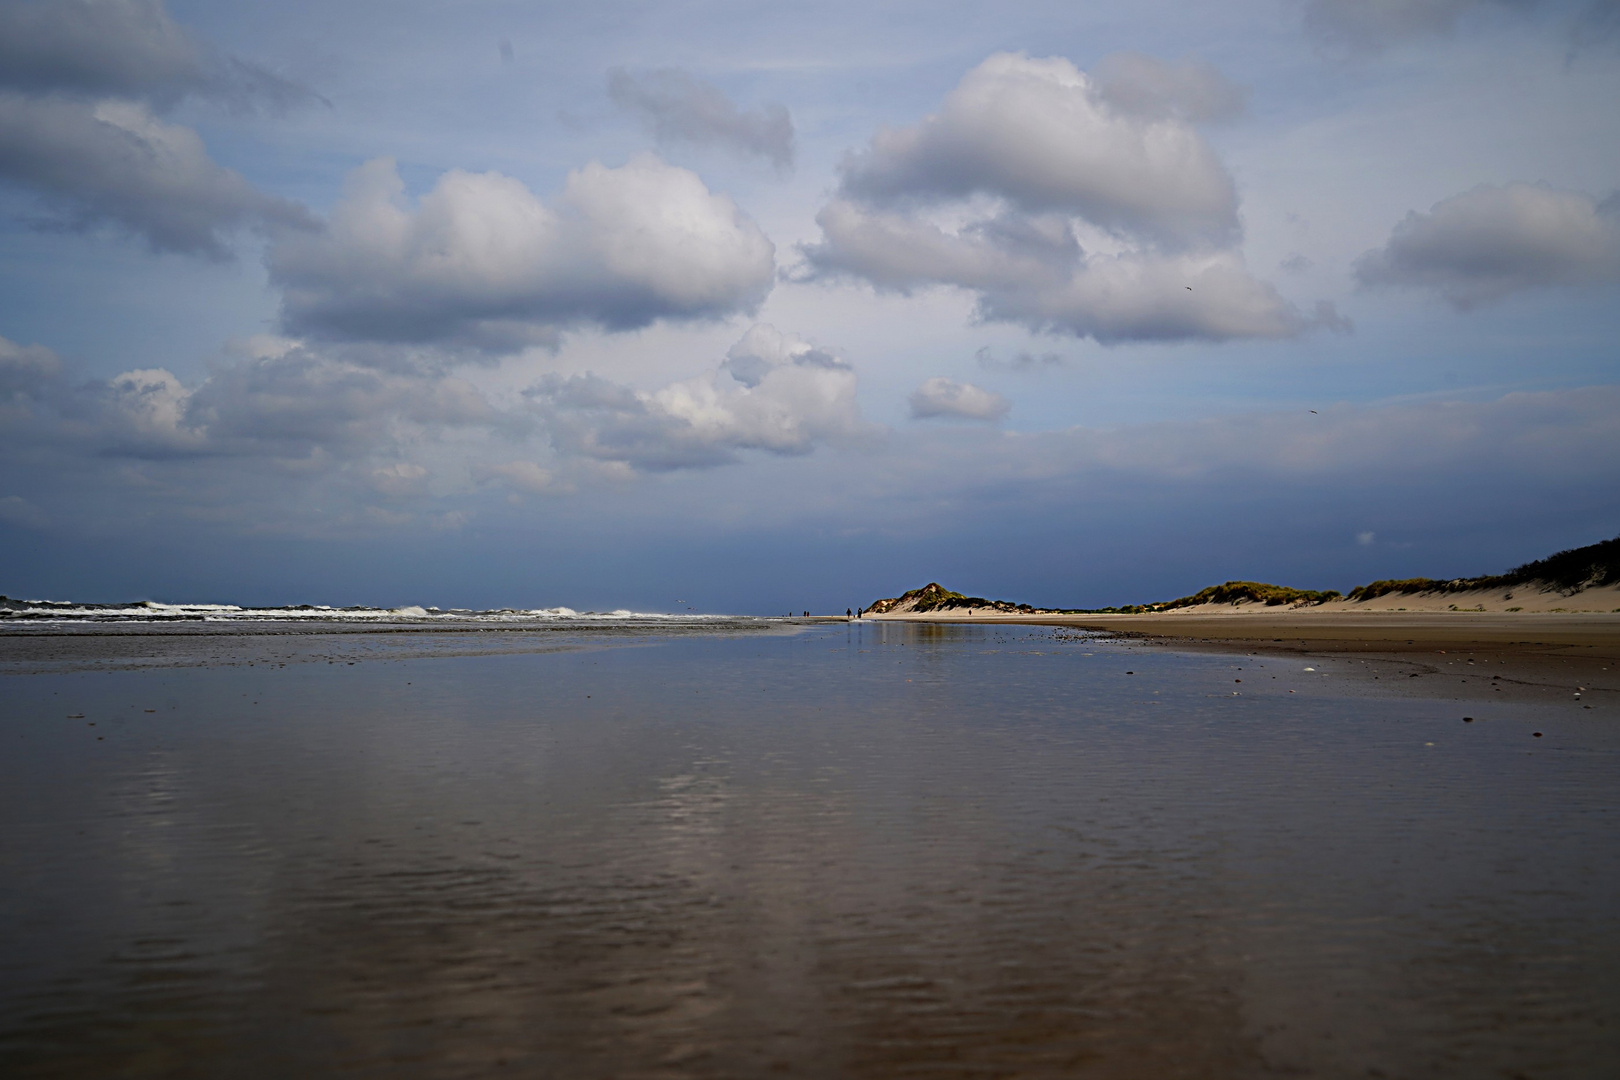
[1347,534,1620,600]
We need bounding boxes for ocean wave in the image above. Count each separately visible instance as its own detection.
[0,596,740,625]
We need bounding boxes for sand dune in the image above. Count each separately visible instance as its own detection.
[864,582,1620,620]
[1108,582,1620,616]
[865,534,1620,620]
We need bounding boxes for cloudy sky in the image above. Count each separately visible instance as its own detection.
[1,0,1618,611]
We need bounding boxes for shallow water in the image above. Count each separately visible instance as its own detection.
[1,623,1616,1078]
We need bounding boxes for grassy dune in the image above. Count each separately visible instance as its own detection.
[867,534,1620,615]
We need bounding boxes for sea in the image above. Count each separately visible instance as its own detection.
[1,610,1615,1078]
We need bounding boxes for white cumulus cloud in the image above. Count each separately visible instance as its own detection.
[983,247,1325,343]
[909,378,1010,422]
[529,325,866,470]
[1355,182,1620,308]
[835,52,1239,246]
[105,367,194,440]
[270,155,776,351]
[802,53,1337,345]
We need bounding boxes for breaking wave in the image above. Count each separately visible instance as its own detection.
[0,597,740,625]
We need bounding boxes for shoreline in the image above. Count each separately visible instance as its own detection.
[5,610,1614,709]
[863,610,1619,708]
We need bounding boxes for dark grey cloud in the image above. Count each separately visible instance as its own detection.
[802,52,1340,345]
[9,340,1617,561]
[0,336,503,469]
[608,68,794,170]
[0,1,319,258]
[0,94,313,257]
[0,0,199,100]
[0,325,861,530]
[270,156,775,350]
[908,377,1009,421]
[0,338,499,536]
[0,0,315,111]
[184,346,500,455]
[1355,182,1620,308]
[3,357,209,459]
[527,325,865,471]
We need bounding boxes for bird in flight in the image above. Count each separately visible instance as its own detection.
[1185,286,1193,290]
[1309,409,1318,414]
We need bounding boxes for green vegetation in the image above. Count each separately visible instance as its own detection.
[1345,577,1448,601]
[1345,533,1620,600]
[1156,581,1341,609]
[906,584,969,612]
[1078,581,1339,614]
[866,583,970,613]
[865,582,1037,614]
[1500,534,1620,590]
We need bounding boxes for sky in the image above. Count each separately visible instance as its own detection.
[1,0,1618,612]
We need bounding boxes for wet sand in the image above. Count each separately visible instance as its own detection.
[5,621,1619,1078]
[867,611,1620,709]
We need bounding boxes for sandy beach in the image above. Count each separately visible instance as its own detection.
[864,607,1620,708]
